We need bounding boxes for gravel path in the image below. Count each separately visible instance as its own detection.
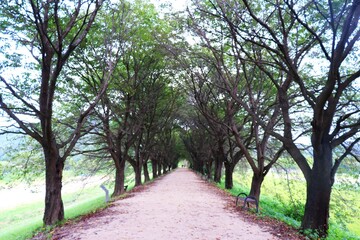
[53,168,279,240]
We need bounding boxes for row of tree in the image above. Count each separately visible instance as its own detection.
[0,0,183,226]
[178,0,359,237]
[0,0,359,238]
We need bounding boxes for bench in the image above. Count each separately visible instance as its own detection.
[235,192,259,213]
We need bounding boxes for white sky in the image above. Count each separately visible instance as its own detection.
[150,0,190,12]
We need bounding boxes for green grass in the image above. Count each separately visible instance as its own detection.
[0,165,150,240]
[0,187,106,240]
[0,218,43,240]
[217,169,360,240]
[65,195,107,219]
[0,175,137,240]
[0,197,45,240]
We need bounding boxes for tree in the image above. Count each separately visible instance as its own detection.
[73,0,179,191]
[67,1,133,197]
[243,0,359,235]
[186,54,242,185]
[187,0,285,199]
[207,0,360,236]
[128,74,177,186]
[109,0,176,187]
[137,83,181,182]
[182,117,214,175]
[0,0,104,225]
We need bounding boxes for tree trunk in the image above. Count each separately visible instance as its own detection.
[157,162,162,176]
[214,157,222,183]
[134,162,142,186]
[224,162,235,189]
[112,158,125,197]
[143,161,150,182]
[249,172,264,201]
[214,141,225,183]
[43,148,65,225]
[196,159,204,174]
[151,159,158,179]
[205,160,212,179]
[301,143,332,237]
[163,164,167,174]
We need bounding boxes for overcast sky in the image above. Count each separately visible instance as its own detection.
[150,0,189,12]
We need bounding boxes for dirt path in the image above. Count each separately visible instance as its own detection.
[52,168,280,240]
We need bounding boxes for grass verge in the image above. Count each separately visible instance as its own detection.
[0,188,107,240]
[215,170,360,240]
[0,168,156,240]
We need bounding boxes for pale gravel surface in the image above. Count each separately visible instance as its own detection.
[54,168,279,240]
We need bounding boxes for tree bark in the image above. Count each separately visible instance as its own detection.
[301,143,332,237]
[249,172,264,201]
[194,157,204,174]
[143,161,150,182]
[157,161,162,176]
[112,158,125,197]
[224,162,235,189]
[205,160,212,179]
[43,146,65,225]
[151,159,158,179]
[214,139,227,182]
[133,162,142,186]
[213,157,223,183]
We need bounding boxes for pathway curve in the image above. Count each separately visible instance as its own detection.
[53,168,279,240]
